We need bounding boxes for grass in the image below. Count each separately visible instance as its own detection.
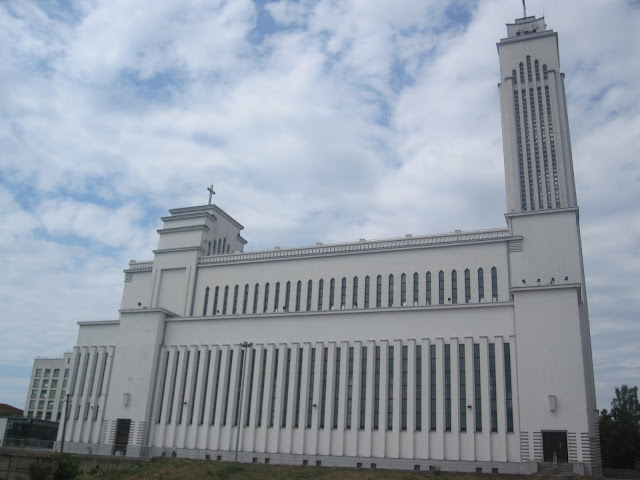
[75,457,581,480]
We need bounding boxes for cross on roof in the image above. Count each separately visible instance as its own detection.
[207,184,216,205]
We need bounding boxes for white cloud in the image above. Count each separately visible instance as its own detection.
[0,0,638,412]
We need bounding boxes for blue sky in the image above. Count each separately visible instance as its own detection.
[1,0,639,413]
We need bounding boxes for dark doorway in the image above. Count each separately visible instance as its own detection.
[542,431,568,462]
[113,418,131,456]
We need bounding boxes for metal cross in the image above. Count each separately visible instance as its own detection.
[207,184,216,205]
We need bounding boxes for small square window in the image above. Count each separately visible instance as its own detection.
[43,380,49,388]
[29,400,35,409]
[40,390,47,398]
[35,369,42,377]
[44,369,51,377]
[51,379,58,388]
[45,412,52,420]
[38,400,45,409]
[49,390,56,398]
[53,369,60,378]
[47,401,55,410]
[33,379,40,388]
[31,390,37,398]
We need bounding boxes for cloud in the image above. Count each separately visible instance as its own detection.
[0,0,638,413]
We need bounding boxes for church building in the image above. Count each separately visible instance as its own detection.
[56,14,601,475]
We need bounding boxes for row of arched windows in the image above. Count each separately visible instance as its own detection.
[200,268,499,317]
[207,238,231,255]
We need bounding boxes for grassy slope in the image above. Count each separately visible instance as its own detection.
[77,458,579,480]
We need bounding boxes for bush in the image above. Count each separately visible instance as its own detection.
[29,461,52,480]
[54,455,80,480]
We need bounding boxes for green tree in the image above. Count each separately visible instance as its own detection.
[600,385,640,468]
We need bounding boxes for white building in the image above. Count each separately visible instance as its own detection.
[56,15,600,475]
[25,355,73,422]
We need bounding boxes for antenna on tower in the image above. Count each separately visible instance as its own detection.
[522,0,527,18]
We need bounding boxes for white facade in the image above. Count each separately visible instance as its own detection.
[25,355,73,422]
[55,15,600,475]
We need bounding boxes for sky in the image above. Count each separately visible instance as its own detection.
[0,0,638,413]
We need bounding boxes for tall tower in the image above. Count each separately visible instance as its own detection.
[498,16,577,214]
[498,16,601,475]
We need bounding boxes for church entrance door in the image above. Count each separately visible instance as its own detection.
[542,431,568,462]
[113,418,131,456]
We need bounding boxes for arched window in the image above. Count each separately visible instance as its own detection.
[217,239,221,254]
[284,281,291,311]
[388,274,394,307]
[478,268,485,302]
[352,277,358,308]
[329,278,335,310]
[242,284,249,314]
[451,270,457,304]
[202,287,210,316]
[376,275,382,308]
[401,273,407,306]
[413,273,419,306]
[253,283,259,313]
[232,285,239,314]
[213,286,219,315]
[464,269,471,303]
[534,59,540,81]
[519,62,525,84]
[207,241,212,255]
[426,272,431,305]
[213,239,218,254]
[274,282,281,312]
[263,283,270,313]
[306,280,313,311]
[491,267,498,301]
[438,271,445,305]
[222,286,229,314]
[526,55,532,82]
[341,277,347,309]
[226,244,230,253]
[512,69,517,84]
[318,279,324,310]
[222,238,227,253]
[295,280,302,312]
[364,276,370,308]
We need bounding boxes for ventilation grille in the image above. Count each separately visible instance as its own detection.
[532,431,543,461]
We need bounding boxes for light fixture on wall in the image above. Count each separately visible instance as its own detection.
[123,393,131,406]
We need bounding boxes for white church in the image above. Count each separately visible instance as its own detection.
[56,14,601,475]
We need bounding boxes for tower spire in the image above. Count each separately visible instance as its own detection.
[522,0,527,18]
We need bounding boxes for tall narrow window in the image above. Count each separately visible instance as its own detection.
[438,271,445,305]
[233,349,244,426]
[364,276,370,308]
[430,345,436,431]
[222,286,229,314]
[400,273,407,306]
[203,287,210,316]
[445,345,451,431]
[213,287,219,316]
[491,267,498,301]
[284,281,291,312]
[359,346,367,430]
[295,281,302,312]
[464,269,471,303]
[257,351,267,427]
[333,347,341,428]
[318,279,324,310]
[489,343,497,432]
[478,268,484,302]
[320,347,328,428]
[341,277,347,309]
[294,348,303,427]
[401,345,408,430]
[388,274,394,307]
[274,282,281,312]
[263,283,270,313]
[535,59,540,81]
[459,344,466,431]
[426,272,432,305]
[329,278,335,310]
[374,346,380,430]
[199,350,211,425]
[306,280,313,311]
[242,284,249,314]
[474,343,482,431]
[413,272,419,306]
[451,270,457,304]
[504,343,514,432]
[352,276,358,308]
[416,345,422,430]
[387,346,394,430]
[268,349,279,427]
[232,285,239,314]
[281,348,291,427]
[210,350,222,425]
[221,350,233,426]
[253,284,259,314]
[213,239,217,254]
[244,349,256,427]
[306,348,316,428]
[346,347,354,429]
[376,275,382,307]
[156,351,170,423]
